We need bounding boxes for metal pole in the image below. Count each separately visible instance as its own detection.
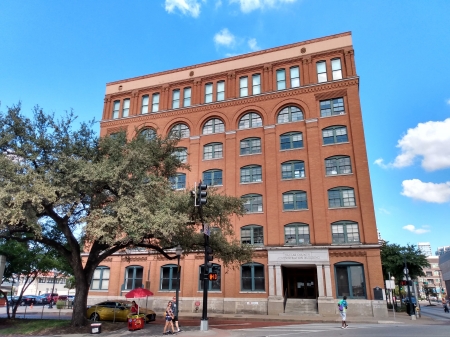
[200,204,209,331]
[404,256,415,319]
[49,274,56,309]
[176,254,180,318]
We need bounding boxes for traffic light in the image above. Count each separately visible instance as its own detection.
[208,273,218,281]
[206,246,213,268]
[196,183,208,207]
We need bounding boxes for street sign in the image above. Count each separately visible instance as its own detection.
[204,223,210,236]
[385,280,395,289]
[208,273,218,281]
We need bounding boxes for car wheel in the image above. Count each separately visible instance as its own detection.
[90,312,100,321]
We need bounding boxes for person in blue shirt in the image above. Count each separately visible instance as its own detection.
[338,296,348,329]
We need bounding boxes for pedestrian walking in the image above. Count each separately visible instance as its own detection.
[338,296,348,329]
[171,296,182,332]
[163,301,176,335]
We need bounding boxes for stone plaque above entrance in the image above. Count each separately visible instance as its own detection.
[268,249,329,265]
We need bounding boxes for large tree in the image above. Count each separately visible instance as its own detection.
[0,104,252,326]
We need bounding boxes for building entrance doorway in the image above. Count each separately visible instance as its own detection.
[283,267,317,299]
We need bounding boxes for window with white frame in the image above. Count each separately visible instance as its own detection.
[184,87,191,107]
[242,194,263,213]
[151,93,159,112]
[328,187,356,208]
[217,81,225,101]
[170,123,190,138]
[203,169,223,186]
[241,225,264,245]
[284,223,310,245]
[112,100,120,119]
[139,128,156,141]
[331,58,343,80]
[172,89,180,109]
[205,83,213,103]
[141,95,149,114]
[122,99,130,117]
[203,143,223,159]
[290,66,300,88]
[276,69,286,90]
[203,118,224,134]
[240,137,261,155]
[252,74,261,94]
[317,61,327,83]
[320,98,345,117]
[174,147,188,163]
[91,266,110,290]
[282,191,307,210]
[240,76,248,97]
[277,106,304,123]
[325,156,352,175]
[238,112,262,129]
[170,173,186,189]
[280,132,303,150]
[322,126,348,145]
[281,161,305,179]
[240,165,262,183]
[331,221,360,243]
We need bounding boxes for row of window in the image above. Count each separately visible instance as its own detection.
[92,259,366,298]
[242,221,359,246]
[171,155,351,185]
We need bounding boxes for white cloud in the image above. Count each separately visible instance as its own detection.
[214,28,236,47]
[215,0,223,9]
[402,224,430,234]
[248,38,260,51]
[165,0,201,17]
[392,118,450,171]
[401,179,450,203]
[230,0,297,13]
[446,98,450,105]
[378,208,391,215]
[374,158,391,169]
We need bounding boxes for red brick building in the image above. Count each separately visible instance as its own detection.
[87,32,387,318]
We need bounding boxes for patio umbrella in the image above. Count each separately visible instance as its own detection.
[125,288,154,314]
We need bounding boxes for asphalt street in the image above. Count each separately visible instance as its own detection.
[419,304,450,322]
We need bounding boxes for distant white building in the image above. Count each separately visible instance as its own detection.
[436,246,450,256]
[418,242,432,257]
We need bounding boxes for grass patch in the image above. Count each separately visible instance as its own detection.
[0,319,70,335]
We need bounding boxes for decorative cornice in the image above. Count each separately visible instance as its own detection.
[121,256,148,262]
[100,78,359,128]
[329,251,367,257]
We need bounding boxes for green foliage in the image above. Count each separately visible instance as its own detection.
[56,300,66,309]
[65,275,76,291]
[380,242,430,284]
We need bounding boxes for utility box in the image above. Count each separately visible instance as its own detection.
[90,323,102,334]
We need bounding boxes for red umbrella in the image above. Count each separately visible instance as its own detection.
[125,288,154,298]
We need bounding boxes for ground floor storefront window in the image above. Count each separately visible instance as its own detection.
[334,262,366,298]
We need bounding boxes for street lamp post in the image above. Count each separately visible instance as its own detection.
[48,273,57,309]
[403,257,415,319]
[175,245,182,320]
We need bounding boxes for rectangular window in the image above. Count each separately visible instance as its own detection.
[331,58,343,80]
[276,69,286,90]
[141,95,149,114]
[183,87,191,107]
[335,264,366,298]
[112,100,120,119]
[240,76,248,97]
[320,98,345,117]
[205,83,213,103]
[290,67,300,88]
[252,74,261,95]
[151,93,159,112]
[317,61,327,83]
[172,89,180,109]
[332,223,360,243]
[204,144,223,160]
[122,99,130,117]
[217,81,225,101]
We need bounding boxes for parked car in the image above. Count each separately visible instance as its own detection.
[20,295,38,306]
[35,295,50,305]
[87,300,156,323]
[57,295,68,301]
[41,293,58,303]
[7,296,20,306]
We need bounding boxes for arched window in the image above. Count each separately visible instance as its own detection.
[169,173,186,189]
[281,161,305,179]
[280,132,303,150]
[174,147,188,163]
[170,123,190,138]
[241,262,265,291]
[325,156,352,175]
[240,137,261,155]
[203,143,223,159]
[241,194,263,213]
[238,113,262,129]
[282,191,307,210]
[199,264,221,291]
[322,126,348,145]
[139,128,156,141]
[241,225,264,245]
[335,262,366,298]
[91,266,110,290]
[160,264,180,291]
[203,169,223,186]
[328,187,356,208]
[240,165,262,183]
[331,221,360,244]
[124,266,143,290]
[203,118,224,134]
[284,223,310,245]
[277,106,304,124]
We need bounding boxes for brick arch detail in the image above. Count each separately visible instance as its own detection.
[163,117,194,137]
[132,122,159,138]
[232,104,268,130]
[271,98,311,122]
[197,111,230,135]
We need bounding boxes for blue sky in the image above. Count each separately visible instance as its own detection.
[1,0,449,253]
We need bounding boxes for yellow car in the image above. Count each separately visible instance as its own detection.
[87,300,156,322]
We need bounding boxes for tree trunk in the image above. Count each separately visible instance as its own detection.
[71,266,90,327]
